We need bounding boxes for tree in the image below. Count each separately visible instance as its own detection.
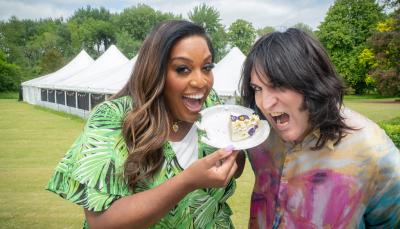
[227,19,256,54]
[0,17,37,70]
[0,50,22,92]
[188,4,228,61]
[366,4,400,96]
[67,6,116,57]
[115,30,141,58]
[292,22,314,35]
[113,4,177,57]
[257,26,275,37]
[40,48,65,74]
[317,0,384,94]
[0,17,70,79]
[114,4,177,41]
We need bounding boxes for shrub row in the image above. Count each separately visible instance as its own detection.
[379,117,400,148]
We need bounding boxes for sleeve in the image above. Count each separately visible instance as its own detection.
[46,100,131,212]
[363,133,400,228]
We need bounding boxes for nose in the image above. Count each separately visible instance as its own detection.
[261,92,277,111]
[189,70,209,88]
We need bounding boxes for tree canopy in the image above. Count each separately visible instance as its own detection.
[317,0,384,94]
[188,4,227,61]
[227,19,256,54]
[0,2,397,95]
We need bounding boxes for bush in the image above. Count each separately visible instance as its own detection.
[371,68,400,97]
[379,117,400,148]
[0,51,23,92]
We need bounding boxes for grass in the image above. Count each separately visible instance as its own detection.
[0,97,399,229]
[0,100,85,229]
[343,96,400,122]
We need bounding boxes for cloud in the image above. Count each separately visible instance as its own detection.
[0,0,73,20]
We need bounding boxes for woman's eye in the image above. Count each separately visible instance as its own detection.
[176,66,190,74]
[203,63,215,72]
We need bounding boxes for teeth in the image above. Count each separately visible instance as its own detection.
[270,112,284,117]
[184,94,204,99]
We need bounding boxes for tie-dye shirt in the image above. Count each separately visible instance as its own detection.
[248,108,400,228]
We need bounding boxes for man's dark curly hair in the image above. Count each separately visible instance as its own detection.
[240,28,353,150]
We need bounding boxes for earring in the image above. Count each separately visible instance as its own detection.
[172,122,179,133]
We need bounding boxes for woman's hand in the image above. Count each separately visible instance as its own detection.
[182,146,239,191]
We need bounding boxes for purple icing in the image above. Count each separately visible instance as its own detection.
[230,115,237,121]
[248,127,255,136]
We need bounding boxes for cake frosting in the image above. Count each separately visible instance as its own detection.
[229,113,260,141]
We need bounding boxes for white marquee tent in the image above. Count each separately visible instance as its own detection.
[21,50,94,105]
[22,46,247,118]
[22,45,133,118]
[212,47,246,104]
[49,45,129,91]
[82,55,137,94]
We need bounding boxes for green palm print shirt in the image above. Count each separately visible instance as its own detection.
[47,90,236,229]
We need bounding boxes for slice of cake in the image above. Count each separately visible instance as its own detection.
[230,113,260,141]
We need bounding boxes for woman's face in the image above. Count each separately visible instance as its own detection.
[250,69,311,143]
[164,35,214,123]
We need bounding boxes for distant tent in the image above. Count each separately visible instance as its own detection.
[212,47,246,104]
[21,46,137,118]
[84,55,138,95]
[21,50,94,105]
[39,45,129,118]
[49,45,129,91]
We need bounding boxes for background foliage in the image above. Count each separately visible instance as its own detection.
[0,1,398,96]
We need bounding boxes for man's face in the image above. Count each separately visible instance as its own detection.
[250,69,311,143]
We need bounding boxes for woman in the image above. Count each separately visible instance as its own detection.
[241,28,400,228]
[47,20,243,228]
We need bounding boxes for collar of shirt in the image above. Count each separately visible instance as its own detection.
[283,129,335,152]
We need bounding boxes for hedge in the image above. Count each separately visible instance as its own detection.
[379,117,400,148]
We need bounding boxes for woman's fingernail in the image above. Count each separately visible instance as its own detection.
[224,145,234,152]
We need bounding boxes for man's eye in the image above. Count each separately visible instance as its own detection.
[176,66,190,74]
[251,85,261,92]
[203,63,215,72]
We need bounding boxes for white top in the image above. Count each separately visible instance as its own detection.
[169,124,198,169]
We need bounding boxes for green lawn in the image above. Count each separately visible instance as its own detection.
[0,97,398,229]
[0,100,85,229]
[344,96,400,122]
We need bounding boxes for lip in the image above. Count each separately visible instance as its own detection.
[182,94,205,113]
[268,112,290,131]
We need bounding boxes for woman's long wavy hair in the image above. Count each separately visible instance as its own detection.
[112,20,213,189]
[241,28,353,150]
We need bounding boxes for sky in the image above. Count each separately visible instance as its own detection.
[0,0,335,30]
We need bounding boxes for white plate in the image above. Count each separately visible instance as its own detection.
[196,105,270,150]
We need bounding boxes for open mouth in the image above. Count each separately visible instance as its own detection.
[182,93,204,112]
[270,112,289,127]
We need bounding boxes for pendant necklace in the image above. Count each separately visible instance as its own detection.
[172,121,183,133]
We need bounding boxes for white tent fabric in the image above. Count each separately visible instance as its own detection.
[48,45,129,91]
[212,47,246,99]
[82,55,137,94]
[33,50,94,88]
[21,50,94,105]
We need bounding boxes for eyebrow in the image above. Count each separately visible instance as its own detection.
[170,55,212,63]
[170,56,193,63]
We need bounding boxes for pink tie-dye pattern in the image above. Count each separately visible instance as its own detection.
[249,146,280,229]
[281,170,362,228]
[249,147,363,228]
